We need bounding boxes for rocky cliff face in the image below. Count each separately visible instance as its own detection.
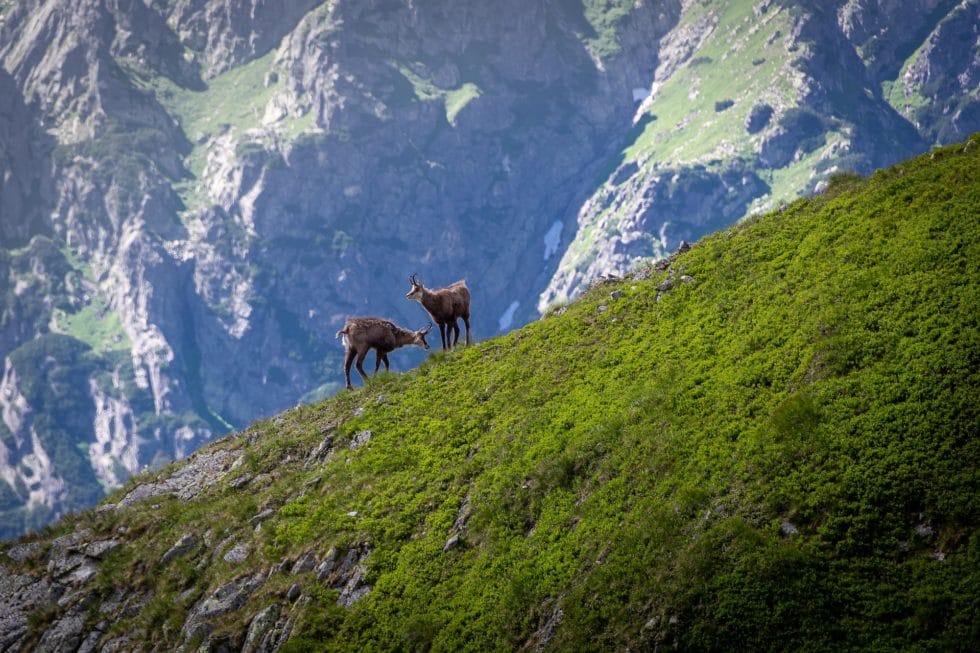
[884,0,979,142]
[0,65,49,245]
[539,0,978,310]
[0,0,975,536]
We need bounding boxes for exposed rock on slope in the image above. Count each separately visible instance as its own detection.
[885,0,980,143]
[0,66,49,245]
[164,0,324,78]
[540,0,975,310]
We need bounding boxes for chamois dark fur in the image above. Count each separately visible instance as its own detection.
[336,317,431,389]
[406,273,471,350]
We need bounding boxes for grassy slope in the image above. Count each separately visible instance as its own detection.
[555,1,811,280]
[622,1,852,213]
[625,0,793,165]
[7,137,979,650]
[51,295,131,354]
[397,66,482,126]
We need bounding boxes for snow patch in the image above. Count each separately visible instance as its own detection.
[498,301,520,331]
[543,221,563,260]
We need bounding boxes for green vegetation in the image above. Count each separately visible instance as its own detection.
[52,296,130,353]
[140,50,282,152]
[624,0,793,165]
[398,67,482,126]
[581,0,636,59]
[5,137,979,649]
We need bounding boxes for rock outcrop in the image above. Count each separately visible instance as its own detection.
[539,0,969,309]
[0,415,375,652]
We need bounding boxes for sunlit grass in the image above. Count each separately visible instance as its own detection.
[4,136,978,651]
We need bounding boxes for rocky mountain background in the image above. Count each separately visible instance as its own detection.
[0,0,977,537]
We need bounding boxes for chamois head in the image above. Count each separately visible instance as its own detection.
[406,273,424,301]
[413,322,433,350]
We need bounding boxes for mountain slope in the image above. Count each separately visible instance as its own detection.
[0,0,977,537]
[540,0,979,309]
[0,0,675,535]
[2,136,977,652]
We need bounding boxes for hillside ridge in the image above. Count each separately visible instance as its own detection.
[1,135,977,651]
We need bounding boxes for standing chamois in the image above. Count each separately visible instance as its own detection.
[336,317,432,389]
[406,273,471,350]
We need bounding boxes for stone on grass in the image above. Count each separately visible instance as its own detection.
[242,605,281,653]
[444,534,463,551]
[349,430,372,450]
[223,543,249,564]
[161,533,199,564]
[291,551,317,574]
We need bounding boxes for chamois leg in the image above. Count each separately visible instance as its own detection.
[343,348,357,390]
[439,322,449,351]
[463,314,471,346]
[355,350,370,385]
[374,351,383,374]
[449,318,460,348]
[381,353,390,371]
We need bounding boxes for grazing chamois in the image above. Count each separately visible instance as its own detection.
[406,273,471,350]
[336,317,432,389]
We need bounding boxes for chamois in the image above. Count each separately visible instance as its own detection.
[406,273,471,350]
[336,317,431,389]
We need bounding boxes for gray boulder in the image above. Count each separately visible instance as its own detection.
[242,604,282,653]
[183,574,265,639]
[291,551,317,574]
[36,607,85,653]
[161,533,199,564]
[223,542,250,564]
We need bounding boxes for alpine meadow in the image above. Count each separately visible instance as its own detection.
[2,136,977,651]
